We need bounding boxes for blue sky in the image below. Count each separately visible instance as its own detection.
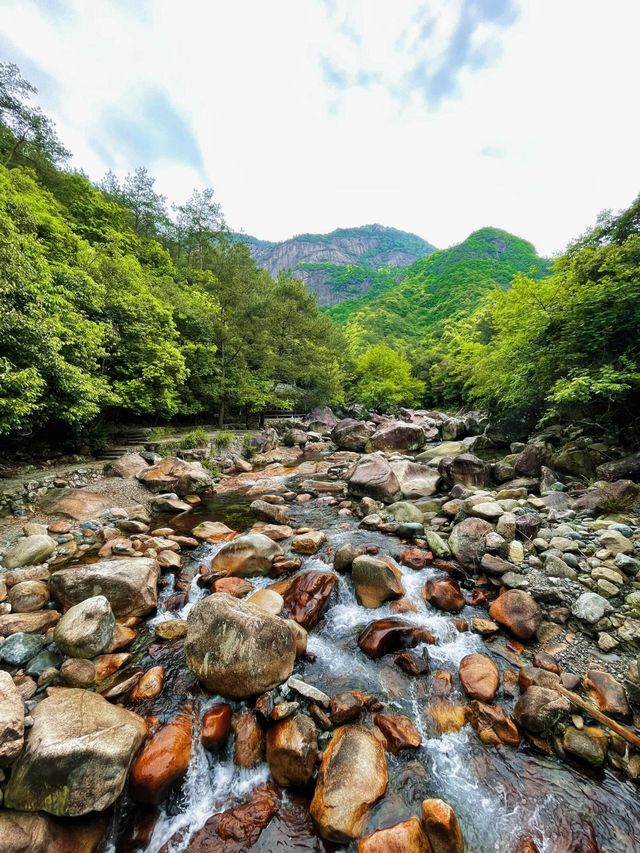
[1,0,639,254]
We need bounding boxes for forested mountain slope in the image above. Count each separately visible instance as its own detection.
[237,224,436,305]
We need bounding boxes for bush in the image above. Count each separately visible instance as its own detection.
[177,427,210,449]
[242,432,257,459]
[215,430,234,448]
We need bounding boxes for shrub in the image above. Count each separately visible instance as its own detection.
[177,427,210,449]
[215,430,234,448]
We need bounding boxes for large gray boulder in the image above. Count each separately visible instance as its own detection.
[212,533,284,577]
[439,453,492,488]
[389,460,441,498]
[137,456,213,495]
[448,517,494,568]
[3,535,57,570]
[4,689,146,816]
[365,421,428,453]
[53,596,115,659]
[331,419,375,452]
[104,452,149,479]
[49,558,159,618]
[185,593,296,698]
[346,454,402,504]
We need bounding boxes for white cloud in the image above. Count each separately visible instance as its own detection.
[1,0,639,255]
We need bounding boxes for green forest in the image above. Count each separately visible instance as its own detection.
[1,61,639,446]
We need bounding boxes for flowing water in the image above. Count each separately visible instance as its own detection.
[109,461,640,853]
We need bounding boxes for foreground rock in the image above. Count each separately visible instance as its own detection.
[281,570,337,630]
[4,689,146,815]
[211,533,284,577]
[358,817,430,852]
[0,811,107,853]
[352,555,404,608]
[358,618,435,659]
[49,558,159,618]
[489,590,542,640]
[332,418,375,451]
[448,518,493,568]
[130,705,192,804]
[421,798,464,853]
[185,593,296,697]
[137,456,213,495]
[366,420,428,453]
[266,713,317,786]
[2,534,56,569]
[346,454,402,504]
[184,783,279,852]
[53,595,115,659]
[310,724,388,842]
[458,654,499,702]
[0,670,24,767]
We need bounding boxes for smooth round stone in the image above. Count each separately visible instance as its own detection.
[0,632,45,666]
[397,523,424,539]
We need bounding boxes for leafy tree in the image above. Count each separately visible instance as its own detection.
[353,344,424,411]
[102,167,168,239]
[173,188,225,268]
[0,62,69,169]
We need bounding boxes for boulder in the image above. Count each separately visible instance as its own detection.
[389,460,441,498]
[211,533,284,577]
[184,783,279,852]
[466,700,520,747]
[49,558,158,618]
[513,444,550,477]
[424,578,465,612]
[439,454,491,488]
[53,595,115,659]
[366,421,427,453]
[358,618,436,659]
[489,590,542,640]
[347,454,402,504]
[60,659,96,688]
[3,535,56,570]
[441,417,466,441]
[130,706,192,804]
[281,570,338,629]
[0,811,107,853]
[104,452,149,479]
[266,712,317,786]
[4,689,146,816]
[331,418,375,451]
[201,703,232,751]
[284,429,308,447]
[562,725,608,767]
[584,669,631,721]
[0,670,24,767]
[458,654,499,702]
[421,798,464,853]
[232,710,264,768]
[250,500,290,525]
[596,452,640,482]
[191,521,237,542]
[137,456,213,495]
[7,580,49,613]
[373,712,422,754]
[358,817,430,852]
[514,686,570,734]
[148,493,192,513]
[352,555,404,608]
[448,518,494,569]
[291,530,326,554]
[310,724,388,842]
[185,593,296,698]
[308,406,339,430]
[0,632,45,666]
[48,490,111,521]
[0,611,59,636]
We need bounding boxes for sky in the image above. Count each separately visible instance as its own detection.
[1,0,639,255]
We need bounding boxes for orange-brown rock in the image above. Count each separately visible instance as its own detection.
[201,703,232,751]
[281,570,338,630]
[395,650,430,676]
[211,577,252,597]
[488,590,542,641]
[358,618,436,659]
[532,651,560,674]
[232,710,264,768]
[458,654,499,702]
[310,724,388,843]
[424,578,465,612]
[466,700,520,747]
[130,666,165,701]
[266,712,317,787]
[130,705,193,804]
[352,555,404,608]
[184,783,279,852]
[330,691,365,724]
[400,547,432,570]
[358,816,431,852]
[0,610,60,636]
[94,653,132,682]
[421,798,464,853]
[584,669,631,721]
[105,624,137,652]
[374,712,422,754]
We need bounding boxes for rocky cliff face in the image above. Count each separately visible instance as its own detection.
[236,225,435,306]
